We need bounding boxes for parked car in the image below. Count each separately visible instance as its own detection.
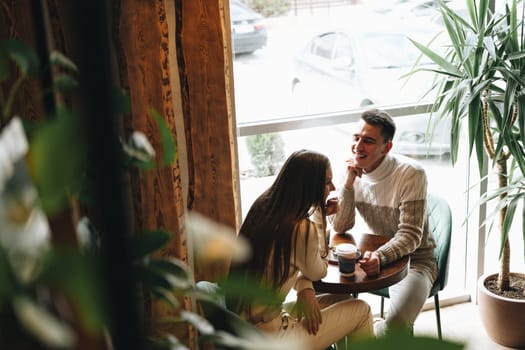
[290,11,450,156]
[291,11,443,110]
[230,1,268,55]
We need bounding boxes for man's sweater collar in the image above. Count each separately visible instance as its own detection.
[362,154,395,183]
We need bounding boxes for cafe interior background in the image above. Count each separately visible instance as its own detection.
[0,0,524,349]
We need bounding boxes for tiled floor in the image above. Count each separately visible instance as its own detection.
[413,301,523,350]
[288,291,520,349]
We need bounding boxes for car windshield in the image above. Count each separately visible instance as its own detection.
[360,33,432,68]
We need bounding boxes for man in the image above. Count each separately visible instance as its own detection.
[331,108,437,336]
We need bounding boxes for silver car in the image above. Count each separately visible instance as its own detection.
[290,11,450,156]
[230,1,268,55]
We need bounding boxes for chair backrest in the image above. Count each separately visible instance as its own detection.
[427,193,453,296]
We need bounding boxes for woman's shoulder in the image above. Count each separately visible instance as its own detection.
[293,216,324,244]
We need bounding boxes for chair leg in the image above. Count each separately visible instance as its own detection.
[380,296,385,318]
[434,294,442,340]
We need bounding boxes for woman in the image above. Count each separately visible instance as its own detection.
[228,149,372,350]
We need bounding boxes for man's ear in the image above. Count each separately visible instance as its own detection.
[383,141,393,154]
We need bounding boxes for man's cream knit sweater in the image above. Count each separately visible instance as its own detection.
[332,153,437,281]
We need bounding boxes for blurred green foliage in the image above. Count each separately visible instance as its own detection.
[245,133,285,177]
[239,0,291,17]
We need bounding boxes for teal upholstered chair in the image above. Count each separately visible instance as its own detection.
[369,192,452,339]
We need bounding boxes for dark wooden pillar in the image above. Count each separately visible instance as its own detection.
[175,0,241,282]
[112,0,194,346]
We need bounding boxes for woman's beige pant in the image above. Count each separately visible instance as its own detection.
[256,293,373,350]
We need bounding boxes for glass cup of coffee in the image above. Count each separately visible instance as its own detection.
[335,243,361,277]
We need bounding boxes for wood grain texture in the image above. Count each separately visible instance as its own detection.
[176,0,240,281]
[0,0,46,127]
[114,0,192,345]
[117,0,186,261]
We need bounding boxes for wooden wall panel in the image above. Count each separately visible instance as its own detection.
[176,0,241,281]
[113,1,194,345]
[0,1,45,127]
[115,1,187,261]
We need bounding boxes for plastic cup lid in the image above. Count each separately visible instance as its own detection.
[335,243,357,257]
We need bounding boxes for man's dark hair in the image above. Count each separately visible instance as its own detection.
[361,109,396,142]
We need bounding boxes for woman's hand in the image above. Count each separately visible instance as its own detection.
[296,288,321,335]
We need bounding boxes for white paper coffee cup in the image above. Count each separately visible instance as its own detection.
[335,243,360,277]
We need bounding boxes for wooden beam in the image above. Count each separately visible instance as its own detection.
[176,0,241,281]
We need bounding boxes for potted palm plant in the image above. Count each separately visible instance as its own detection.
[410,0,525,347]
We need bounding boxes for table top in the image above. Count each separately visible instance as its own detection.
[313,232,409,294]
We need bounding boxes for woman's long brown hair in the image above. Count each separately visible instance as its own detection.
[228,149,330,312]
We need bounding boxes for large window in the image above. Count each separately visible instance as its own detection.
[232,0,524,305]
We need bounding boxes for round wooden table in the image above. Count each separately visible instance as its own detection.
[313,232,409,294]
